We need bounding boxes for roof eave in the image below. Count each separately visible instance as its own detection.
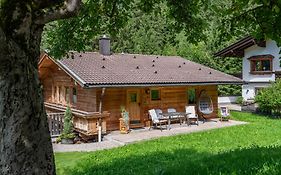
[214,36,266,58]
[84,81,243,88]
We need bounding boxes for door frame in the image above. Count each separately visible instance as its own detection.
[126,89,142,121]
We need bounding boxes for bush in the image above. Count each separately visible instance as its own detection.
[255,80,281,115]
[235,96,244,105]
[61,105,75,139]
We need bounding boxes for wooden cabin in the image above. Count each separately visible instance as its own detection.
[39,37,242,136]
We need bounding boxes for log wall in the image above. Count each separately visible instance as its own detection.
[96,88,127,131]
[39,55,218,132]
[40,58,97,112]
[96,85,218,131]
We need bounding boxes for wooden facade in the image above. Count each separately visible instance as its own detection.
[39,55,219,133]
[98,86,218,130]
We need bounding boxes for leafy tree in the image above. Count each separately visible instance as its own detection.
[0,1,82,174]
[217,0,281,43]
[43,0,207,58]
[42,0,242,96]
[0,0,208,174]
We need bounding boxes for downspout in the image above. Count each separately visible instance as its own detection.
[98,87,106,142]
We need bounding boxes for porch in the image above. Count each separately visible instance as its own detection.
[53,119,247,152]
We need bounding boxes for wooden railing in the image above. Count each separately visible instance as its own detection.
[47,113,64,137]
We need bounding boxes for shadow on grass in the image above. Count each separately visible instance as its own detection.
[63,145,281,175]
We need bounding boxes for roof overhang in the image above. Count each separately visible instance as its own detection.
[84,81,243,88]
[214,36,266,58]
[39,53,243,89]
[38,54,87,88]
[56,60,87,87]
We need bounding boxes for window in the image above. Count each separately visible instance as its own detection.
[59,86,64,103]
[130,93,137,103]
[54,86,58,102]
[72,87,77,104]
[65,87,70,103]
[58,87,61,102]
[249,55,273,74]
[151,89,161,101]
[188,89,196,104]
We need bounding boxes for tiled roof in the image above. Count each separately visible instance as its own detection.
[57,52,242,87]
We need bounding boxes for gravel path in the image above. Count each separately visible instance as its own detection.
[53,119,247,153]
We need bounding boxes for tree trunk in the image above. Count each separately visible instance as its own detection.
[0,27,55,174]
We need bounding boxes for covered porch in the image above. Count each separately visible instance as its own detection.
[99,85,219,131]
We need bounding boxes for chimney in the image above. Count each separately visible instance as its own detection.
[99,35,110,55]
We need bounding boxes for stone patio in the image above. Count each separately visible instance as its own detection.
[53,119,247,152]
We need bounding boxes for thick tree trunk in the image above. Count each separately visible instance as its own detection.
[0,28,55,174]
[0,1,81,174]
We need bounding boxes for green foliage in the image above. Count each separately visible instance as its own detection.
[55,112,281,175]
[216,0,281,44]
[219,85,241,96]
[255,80,281,114]
[236,96,244,105]
[42,0,208,58]
[61,106,74,138]
[42,0,243,95]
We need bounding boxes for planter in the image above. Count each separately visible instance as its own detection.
[61,138,74,144]
[119,118,129,134]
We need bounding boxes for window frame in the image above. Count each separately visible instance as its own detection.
[65,87,70,104]
[248,54,274,74]
[187,88,196,105]
[72,87,77,104]
[150,89,161,101]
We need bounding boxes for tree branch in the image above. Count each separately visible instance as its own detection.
[34,0,82,25]
[32,0,65,9]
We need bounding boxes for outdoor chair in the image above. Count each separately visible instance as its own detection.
[220,106,230,121]
[148,109,167,131]
[198,90,214,122]
[167,108,184,124]
[185,105,199,126]
[155,109,163,119]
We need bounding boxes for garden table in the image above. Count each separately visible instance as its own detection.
[159,112,190,130]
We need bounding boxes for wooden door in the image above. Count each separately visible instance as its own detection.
[127,89,141,121]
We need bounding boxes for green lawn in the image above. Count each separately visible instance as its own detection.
[55,112,281,175]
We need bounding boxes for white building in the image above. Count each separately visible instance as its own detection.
[215,36,281,101]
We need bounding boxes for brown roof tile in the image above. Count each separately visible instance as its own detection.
[57,52,242,87]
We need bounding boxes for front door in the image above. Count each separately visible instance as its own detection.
[127,89,141,121]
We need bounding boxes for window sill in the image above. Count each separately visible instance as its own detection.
[250,71,273,75]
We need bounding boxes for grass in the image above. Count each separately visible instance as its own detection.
[55,111,281,174]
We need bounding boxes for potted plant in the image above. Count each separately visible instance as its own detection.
[60,105,75,144]
[119,106,130,134]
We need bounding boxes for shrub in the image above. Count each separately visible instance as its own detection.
[255,80,281,115]
[63,106,73,134]
[235,96,244,105]
[61,105,75,139]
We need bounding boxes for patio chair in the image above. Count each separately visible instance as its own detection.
[198,90,214,122]
[155,109,163,119]
[220,106,230,121]
[167,108,184,124]
[148,109,167,131]
[185,105,199,126]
